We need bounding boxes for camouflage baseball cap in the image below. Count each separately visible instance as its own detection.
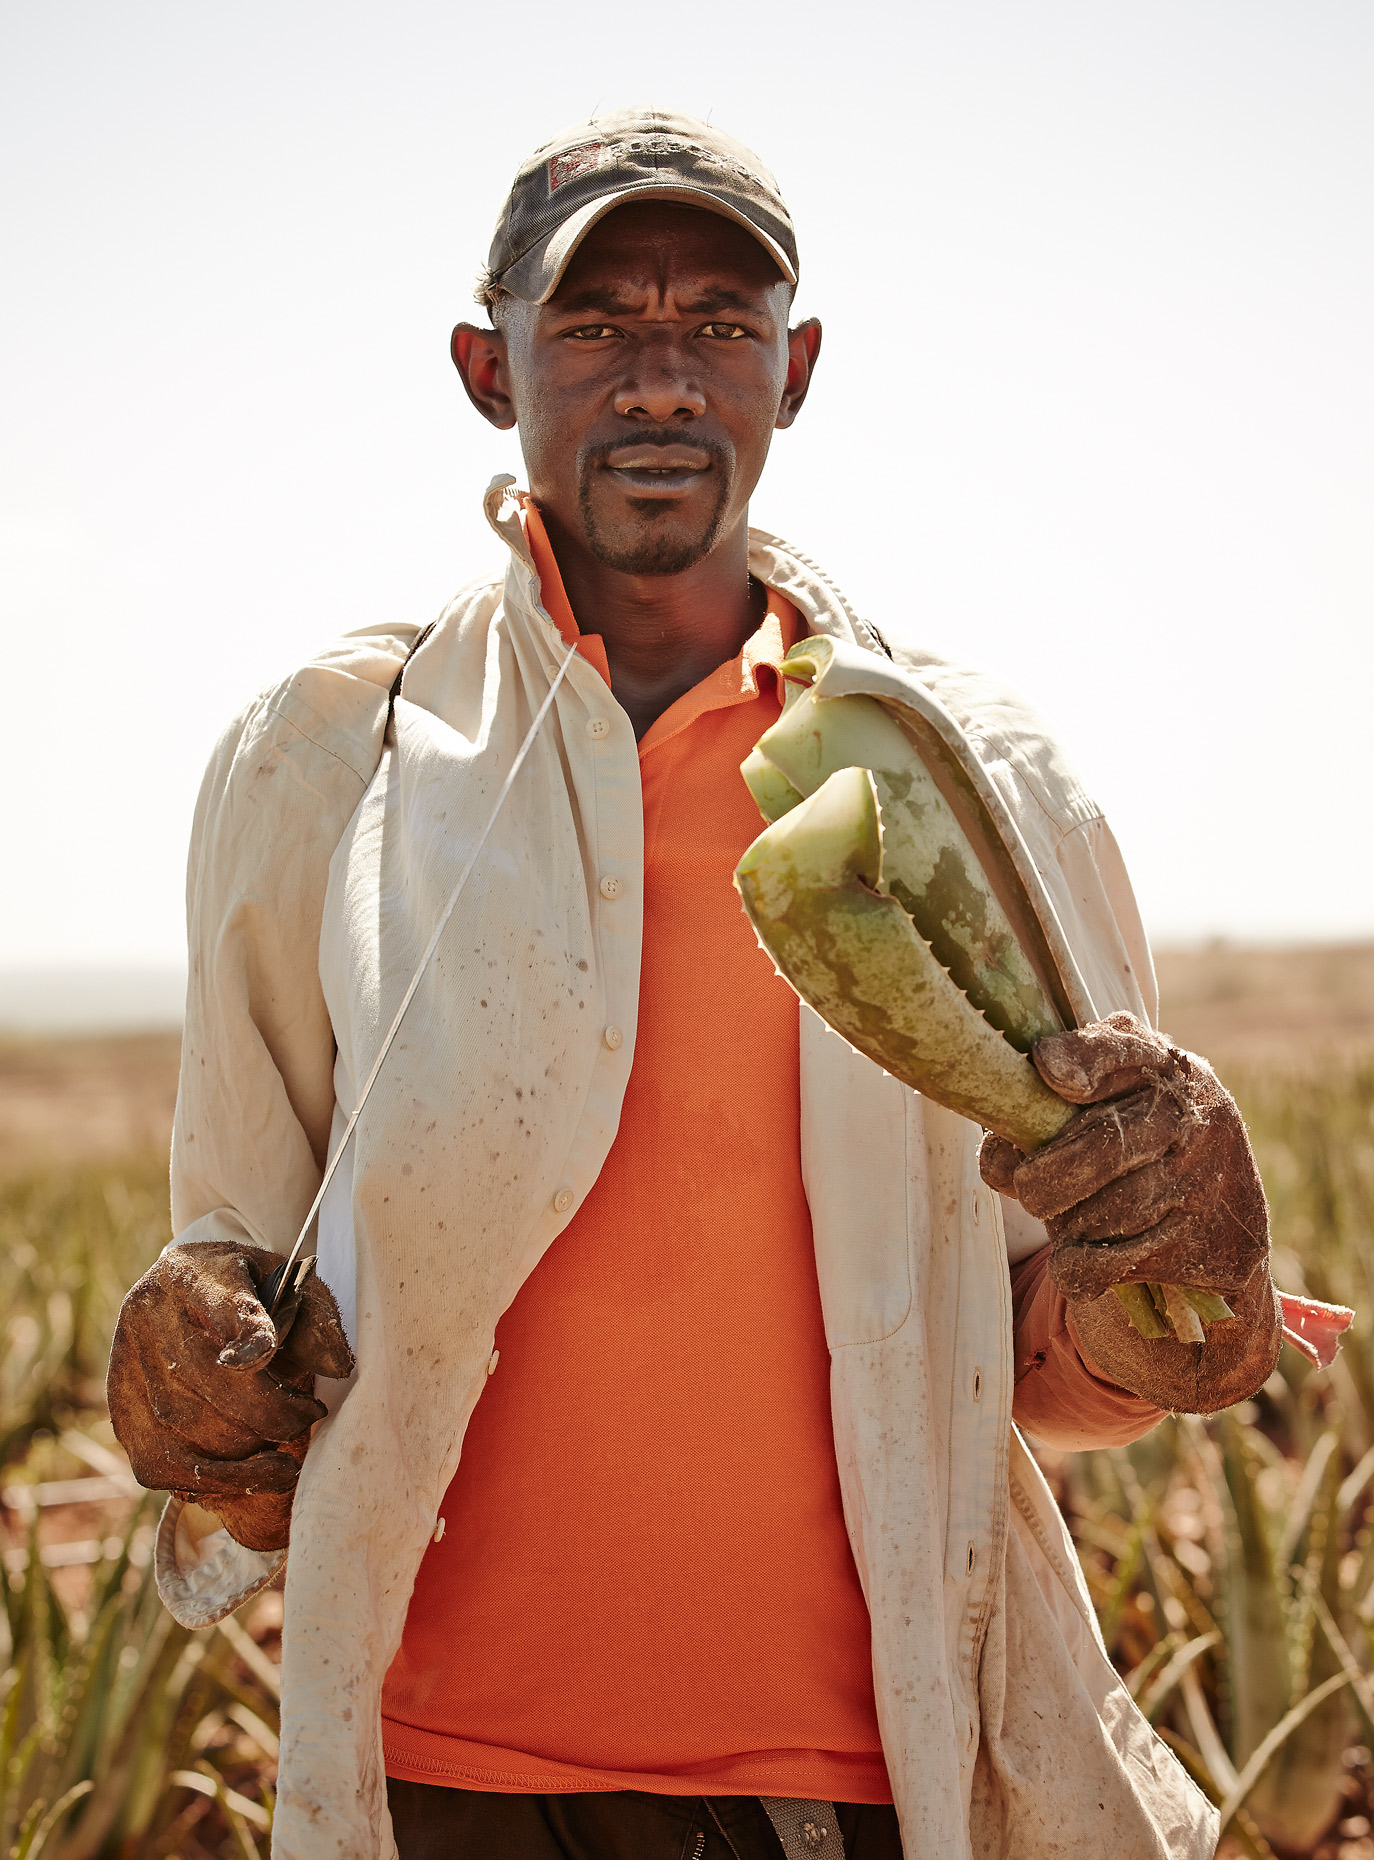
[480,108,798,306]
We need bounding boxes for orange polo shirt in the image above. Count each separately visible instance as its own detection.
[380,512,1157,1799]
[381,515,893,1802]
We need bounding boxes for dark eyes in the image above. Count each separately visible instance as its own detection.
[562,321,753,342]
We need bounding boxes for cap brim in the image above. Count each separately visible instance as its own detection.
[499,183,798,305]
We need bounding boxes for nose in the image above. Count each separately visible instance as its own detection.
[613,351,706,423]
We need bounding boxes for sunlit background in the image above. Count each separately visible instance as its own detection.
[4,0,1371,1026]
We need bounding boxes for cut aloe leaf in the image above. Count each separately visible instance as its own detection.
[745,676,1061,1053]
[1115,1282,1171,1340]
[1181,1287,1235,1325]
[739,687,1239,1350]
[1161,1282,1206,1344]
[735,766,1075,1152]
[871,769,1062,1053]
[741,747,805,825]
[756,682,917,798]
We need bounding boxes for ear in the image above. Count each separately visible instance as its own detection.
[451,323,516,430]
[775,318,822,430]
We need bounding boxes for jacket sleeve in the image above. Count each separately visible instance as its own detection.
[156,625,415,1627]
[1009,1246,1165,1449]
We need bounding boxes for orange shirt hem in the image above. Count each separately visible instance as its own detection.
[382,1728,894,1803]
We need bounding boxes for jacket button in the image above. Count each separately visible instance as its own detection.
[599,874,623,900]
[603,1025,624,1050]
[587,717,611,739]
[487,1350,500,1376]
[552,1188,575,1214]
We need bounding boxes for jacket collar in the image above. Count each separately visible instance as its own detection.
[481,473,889,661]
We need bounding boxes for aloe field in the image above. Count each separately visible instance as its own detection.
[0,1158,283,1859]
[1046,1061,1374,1860]
[3,982,1374,1857]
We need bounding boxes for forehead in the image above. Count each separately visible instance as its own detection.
[550,200,788,307]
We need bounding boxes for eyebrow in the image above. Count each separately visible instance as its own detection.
[550,283,769,317]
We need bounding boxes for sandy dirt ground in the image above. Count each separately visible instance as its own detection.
[1153,940,1374,1071]
[0,1030,181,1174]
[3,943,1371,1175]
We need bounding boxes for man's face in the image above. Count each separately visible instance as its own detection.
[468,202,814,576]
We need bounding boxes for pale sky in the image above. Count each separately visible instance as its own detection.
[4,0,1372,976]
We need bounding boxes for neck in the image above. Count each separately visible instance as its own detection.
[539,511,762,739]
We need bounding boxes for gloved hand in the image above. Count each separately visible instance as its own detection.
[980,1012,1281,1413]
[108,1239,354,1552]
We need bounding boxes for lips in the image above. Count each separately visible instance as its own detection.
[604,446,712,471]
[600,444,714,495]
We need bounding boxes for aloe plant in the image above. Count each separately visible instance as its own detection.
[736,764,1073,1149]
[742,659,1061,1053]
[1232,1063,1374,1450]
[0,1162,166,1466]
[0,1484,284,1859]
[1062,1401,1373,1856]
[0,1160,281,1858]
[736,640,1231,1343]
[1227,1418,1353,1850]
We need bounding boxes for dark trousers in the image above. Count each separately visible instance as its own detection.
[387,1781,905,1859]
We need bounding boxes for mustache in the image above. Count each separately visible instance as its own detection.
[581,430,731,471]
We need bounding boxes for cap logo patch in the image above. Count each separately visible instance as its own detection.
[549,143,603,191]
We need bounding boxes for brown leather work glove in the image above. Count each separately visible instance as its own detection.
[980,1012,1281,1414]
[107,1239,354,1552]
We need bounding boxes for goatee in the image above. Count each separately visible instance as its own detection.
[577,438,733,576]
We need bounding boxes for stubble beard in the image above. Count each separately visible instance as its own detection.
[577,440,734,577]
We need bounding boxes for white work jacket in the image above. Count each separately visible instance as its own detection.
[157,479,1218,1859]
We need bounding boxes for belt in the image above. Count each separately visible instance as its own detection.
[760,1797,844,1858]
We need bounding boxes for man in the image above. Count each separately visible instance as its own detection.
[109,111,1280,1859]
